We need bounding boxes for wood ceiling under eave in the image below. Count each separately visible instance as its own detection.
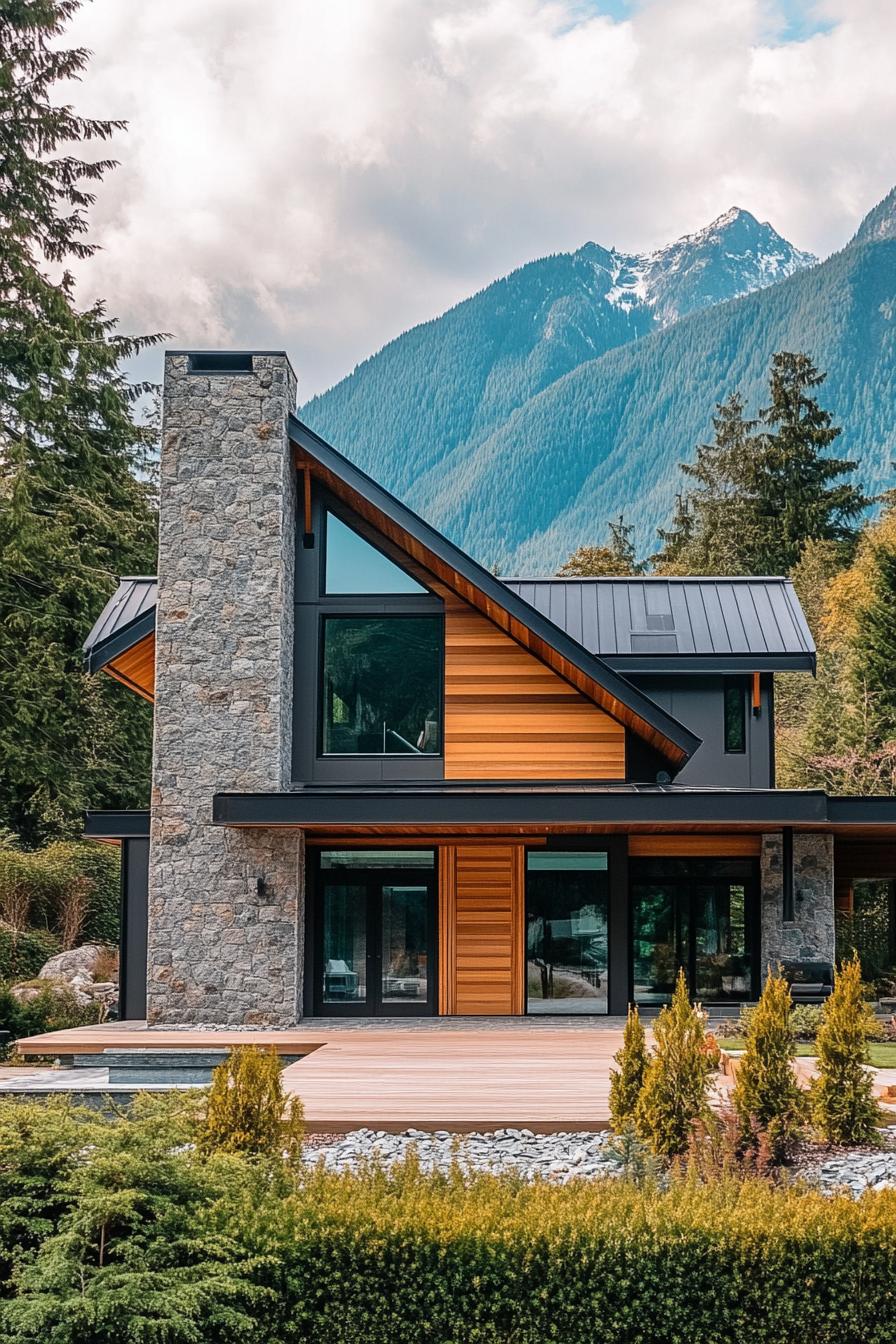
[295,448,688,767]
[103,633,155,701]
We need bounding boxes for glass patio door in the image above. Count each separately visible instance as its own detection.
[315,850,436,1016]
[630,858,757,1005]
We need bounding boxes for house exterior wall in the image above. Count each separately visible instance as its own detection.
[629,674,773,787]
[760,832,836,968]
[147,353,304,1025]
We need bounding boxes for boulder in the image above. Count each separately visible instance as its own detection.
[38,944,106,984]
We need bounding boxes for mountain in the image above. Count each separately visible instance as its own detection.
[301,201,895,572]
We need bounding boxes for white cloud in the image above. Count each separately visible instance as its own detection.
[63,0,896,396]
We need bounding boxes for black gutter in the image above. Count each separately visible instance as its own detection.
[84,610,156,674]
[213,788,834,829]
[84,810,151,839]
[604,653,816,674]
[289,414,702,768]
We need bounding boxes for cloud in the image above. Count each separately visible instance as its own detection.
[64,0,896,396]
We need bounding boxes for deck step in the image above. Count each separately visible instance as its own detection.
[69,1048,306,1086]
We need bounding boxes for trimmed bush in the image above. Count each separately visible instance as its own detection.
[732,966,805,1161]
[201,1046,304,1162]
[609,1005,647,1130]
[812,953,880,1145]
[635,969,718,1157]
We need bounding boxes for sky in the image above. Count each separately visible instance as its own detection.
[64,0,896,400]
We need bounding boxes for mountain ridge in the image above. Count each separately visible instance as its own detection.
[302,194,893,572]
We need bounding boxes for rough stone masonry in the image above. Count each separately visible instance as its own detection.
[147,352,304,1025]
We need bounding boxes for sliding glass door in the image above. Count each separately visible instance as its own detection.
[526,851,609,1014]
[630,858,758,1005]
[314,850,436,1016]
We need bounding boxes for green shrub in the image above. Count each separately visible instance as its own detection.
[0,983,102,1053]
[0,841,120,948]
[0,924,58,983]
[4,1098,896,1343]
[0,1097,99,1292]
[609,1005,647,1130]
[791,1004,825,1041]
[200,1046,304,1162]
[812,953,880,1145]
[635,969,718,1157]
[732,966,805,1162]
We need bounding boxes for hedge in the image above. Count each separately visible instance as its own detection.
[0,841,119,947]
[3,1090,895,1344]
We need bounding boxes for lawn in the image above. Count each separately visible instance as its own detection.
[718,1039,896,1068]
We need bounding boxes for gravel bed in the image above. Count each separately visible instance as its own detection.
[792,1126,896,1195]
[302,1127,622,1182]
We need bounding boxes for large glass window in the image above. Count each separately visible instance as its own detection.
[526,851,609,1015]
[321,615,442,754]
[325,512,426,594]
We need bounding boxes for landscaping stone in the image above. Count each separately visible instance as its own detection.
[302,1128,623,1183]
[38,945,106,982]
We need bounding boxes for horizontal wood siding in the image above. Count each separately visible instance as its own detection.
[443,600,625,780]
[628,834,761,858]
[442,843,524,1015]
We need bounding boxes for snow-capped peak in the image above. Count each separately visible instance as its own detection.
[585,207,817,325]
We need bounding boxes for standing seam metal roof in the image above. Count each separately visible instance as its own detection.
[500,576,815,669]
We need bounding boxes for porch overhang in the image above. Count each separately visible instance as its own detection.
[212,786,896,833]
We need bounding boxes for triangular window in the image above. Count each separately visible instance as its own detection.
[324,512,427,594]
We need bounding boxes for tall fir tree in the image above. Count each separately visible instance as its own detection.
[0,0,161,843]
[558,513,643,576]
[749,352,869,574]
[851,542,896,742]
[654,355,869,577]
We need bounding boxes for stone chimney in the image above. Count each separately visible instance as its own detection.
[148,351,303,1025]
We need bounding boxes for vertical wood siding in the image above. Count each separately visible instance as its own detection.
[439,842,524,1014]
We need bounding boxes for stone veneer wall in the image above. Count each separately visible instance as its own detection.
[760,832,836,967]
[147,353,304,1025]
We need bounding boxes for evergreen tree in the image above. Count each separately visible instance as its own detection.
[811,954,879,1146]
[558,513,643,576]
[750,352,869,574]
[652,393,758,574]
[634,970,717,1157]
[0,1,161,843]
[851,542,896,741]
[731,966,804,1162]
[609,1005,648,1130]
[654,356,870,577]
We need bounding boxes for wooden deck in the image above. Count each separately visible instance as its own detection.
[15,1021,628,1132]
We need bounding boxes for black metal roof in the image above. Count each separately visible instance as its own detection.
[501,576,816,672]
[83,577,157,673]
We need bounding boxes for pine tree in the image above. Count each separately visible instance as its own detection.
[812,955,879,1146]
[749,352,869,574]
[201,1047,304,1163]
[851,542,896,741]
[609,1005,648,1130]
[731,966,805,1162]
[634,970,717,1157]
[652,393,758,574]
[558,513,643,576]
[0,1,162,843]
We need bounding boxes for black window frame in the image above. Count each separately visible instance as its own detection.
[317,610,445,759]
[723,677,748,755]
[292,485,445,784]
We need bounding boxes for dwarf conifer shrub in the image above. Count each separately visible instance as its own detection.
[732,966,805,1162]
[812,953,880,1145]
[200,1046,304,1162]
[635,969,717,1157]
[609,1005,647,1130]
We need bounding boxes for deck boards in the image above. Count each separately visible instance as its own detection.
[15,1021,629,1132]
